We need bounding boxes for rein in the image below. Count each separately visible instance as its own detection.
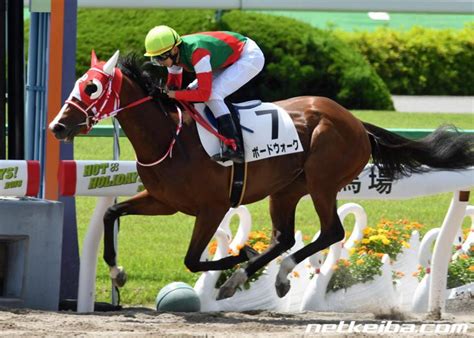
[136,104,184,167]
[178,101,237,151]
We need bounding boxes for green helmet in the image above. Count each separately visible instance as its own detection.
[144,25,182,57]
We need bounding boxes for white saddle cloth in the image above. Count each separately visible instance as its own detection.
[194,101,304,167]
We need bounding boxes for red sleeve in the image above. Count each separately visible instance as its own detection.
[174,48,212,102]
[167,73,182,90]
[175,72,211,102]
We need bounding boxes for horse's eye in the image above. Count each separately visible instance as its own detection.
[84,83,98,96]
[85,79,104,100]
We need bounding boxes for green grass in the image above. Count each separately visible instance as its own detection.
[353,111,473,129]
[73,111,473,306]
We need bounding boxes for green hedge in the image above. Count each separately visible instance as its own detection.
[218,11,392,109]
[75,9,393,109]
[336,26,474,95]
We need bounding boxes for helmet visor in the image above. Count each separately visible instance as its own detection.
[151,51,173,65]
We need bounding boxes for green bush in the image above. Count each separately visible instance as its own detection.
[218,11,393,109]
[74,9,392,109]
[337,26,474,95]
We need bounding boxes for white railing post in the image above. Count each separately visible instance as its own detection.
[77,196,115,313]
[428,190,470,319]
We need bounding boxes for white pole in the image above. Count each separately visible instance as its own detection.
[428,190,470,319]
[77,196,115,313]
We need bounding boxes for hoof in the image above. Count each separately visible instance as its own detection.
[241,245,259,260]
[216,268,247,300]
[112,267,127,288]
[275,279,291,298]
[216,285,237,300]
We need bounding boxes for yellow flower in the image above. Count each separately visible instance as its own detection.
[349,248,356,255]
[356,259,364,265]
[402,241,410,248]
[209,241,217,255]
[468,266,474,272]
[382,237,391,245]
[362,238,370,244]
[253,241,268,253]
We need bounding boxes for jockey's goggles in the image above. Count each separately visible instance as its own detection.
[151,51,173,64]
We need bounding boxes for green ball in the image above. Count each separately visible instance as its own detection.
[155,282,201,312]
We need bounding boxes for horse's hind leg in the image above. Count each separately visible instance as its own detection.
[275,121,367,297]
[103,191,177,286]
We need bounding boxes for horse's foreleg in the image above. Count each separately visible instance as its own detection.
[183,207,259,273]
[217,185,305,300]
[103,191,177,286]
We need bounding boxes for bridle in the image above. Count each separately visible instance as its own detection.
[64,66,152,133]
[62,64,183,166]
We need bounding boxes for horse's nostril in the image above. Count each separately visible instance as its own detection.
[52,124,65,134]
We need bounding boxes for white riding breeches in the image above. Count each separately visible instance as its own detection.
[188,38,265,118]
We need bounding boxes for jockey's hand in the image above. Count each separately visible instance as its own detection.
[167,90,176,99]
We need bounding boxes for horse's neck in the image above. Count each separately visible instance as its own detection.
[116,77,177,165]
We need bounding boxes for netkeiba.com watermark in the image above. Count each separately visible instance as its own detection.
[305,321,470,335]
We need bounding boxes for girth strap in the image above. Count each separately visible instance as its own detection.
[178,100,248,207]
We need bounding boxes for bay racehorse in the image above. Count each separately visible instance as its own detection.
[49,51,473,300]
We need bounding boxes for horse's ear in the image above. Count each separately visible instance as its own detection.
[103,50,120,76]
[91,50,98,67]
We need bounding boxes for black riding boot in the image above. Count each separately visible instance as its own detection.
[212,114,244,163]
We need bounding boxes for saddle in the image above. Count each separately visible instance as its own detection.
[184,99,303,207]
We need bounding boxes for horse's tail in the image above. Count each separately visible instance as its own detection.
[363,122,474,179]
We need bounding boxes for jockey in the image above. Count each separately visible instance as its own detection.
[144,25,265,163]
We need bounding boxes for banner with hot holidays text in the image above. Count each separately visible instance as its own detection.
[0,160,40,197]
[59,160,143,196]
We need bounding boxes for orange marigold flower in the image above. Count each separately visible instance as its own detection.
[343,260,351,267]
[468,266,474,272]
[459,254,469,260]
[292,271,300,278]
[228,248,239,256]
[412,271,419,277]
[254,241,268,253]
[209,241,217,255]
[332,264,339,271]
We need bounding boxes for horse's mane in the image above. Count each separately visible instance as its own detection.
[118,53,170,101]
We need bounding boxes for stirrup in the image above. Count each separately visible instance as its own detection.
[211,144,243,163]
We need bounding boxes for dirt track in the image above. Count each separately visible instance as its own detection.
[0,306,473,337]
